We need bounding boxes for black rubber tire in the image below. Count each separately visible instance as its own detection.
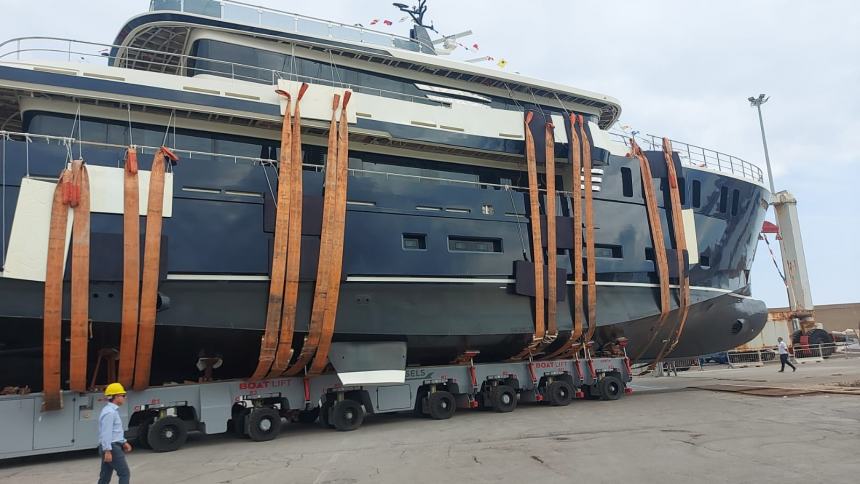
[809,328,835,357]
[546,381,574,407]
[598,375,624,401]
[493,385,517,413]
[146,416,188,453]
[331,400,364,431]
[427,391,456,420]
[246,408,281,442]
[135,422,151,449]
[230,408,250,437]
[585,384,601,400]
[319,401,334,429]
[413,389,428,418]
[296,408,320,424]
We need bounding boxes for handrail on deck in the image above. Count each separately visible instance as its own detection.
[0,37,444,108]
[0,130,585,197]
[148,0,436,54]
[608,131,765,185]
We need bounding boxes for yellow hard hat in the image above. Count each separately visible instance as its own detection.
[104,383,126,397]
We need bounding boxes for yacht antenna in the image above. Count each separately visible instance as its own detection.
[393,1,433,30]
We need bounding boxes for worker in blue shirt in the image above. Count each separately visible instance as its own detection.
[98,383,132,484]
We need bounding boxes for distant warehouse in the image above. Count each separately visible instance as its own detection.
[769,302,860,332]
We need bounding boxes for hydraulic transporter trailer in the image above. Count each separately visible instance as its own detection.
[0,348,632,459]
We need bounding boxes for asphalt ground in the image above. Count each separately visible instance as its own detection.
[2,357,859,483]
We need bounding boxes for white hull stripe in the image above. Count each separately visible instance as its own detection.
[166,274,270,281]
[162,274,746,297]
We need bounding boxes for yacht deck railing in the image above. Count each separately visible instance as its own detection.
[0,37,766,187]
[0,130,590,198]
[0,37,443,108]
[608,132,765,185]
[148,0,436,54]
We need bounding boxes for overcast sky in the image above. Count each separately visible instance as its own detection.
[2,1,858,312]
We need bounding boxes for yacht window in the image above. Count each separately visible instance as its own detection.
[731,189,740,216]
[719,186,728,213]
[448,236,502,253]
[24,112,527,190]
[402,233,427,250]
[692,180,701,208]
[189,39,432,103]
[595,244,623,259]
[187,39,578,116]
[24,112,277,161]
[677,177,686,205]
[620,167,633,197]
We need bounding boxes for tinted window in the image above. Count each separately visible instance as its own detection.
[25,112,275,161]
[692,180,701,208]
[731,189,740,216]
[188,39,578,116]
[620,167,633,197]
[24,112,527,190]
[448,236,502,253]
[403,233,427,250]
[719,186,728,213]
[595,244,623,259]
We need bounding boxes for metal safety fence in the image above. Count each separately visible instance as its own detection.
[649,342,858,377]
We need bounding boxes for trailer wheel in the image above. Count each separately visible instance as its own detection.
[319,401,335,429]
[413,389,428,417]
[135,423,151,449]
[493,385,517,413]
[598,375,624,401]
[297,408,320,424]
[585,383,601,400]
[147,416,188,452]
[331,399,364,431]
[246,408,281,442]
[230,408,250,437]
[546,381,574,406]
[427,391,456,420]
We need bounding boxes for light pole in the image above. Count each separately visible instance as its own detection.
[748,94,776,194]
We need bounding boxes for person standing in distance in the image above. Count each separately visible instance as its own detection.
[777,337,796,373]
[99,383,132,484]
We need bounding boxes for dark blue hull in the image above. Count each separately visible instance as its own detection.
[0,130,769,387]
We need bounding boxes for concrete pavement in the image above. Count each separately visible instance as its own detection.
[2,358,859,483]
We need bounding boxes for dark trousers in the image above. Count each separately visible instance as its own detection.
[98,443,130,484]
[780,353,796,371]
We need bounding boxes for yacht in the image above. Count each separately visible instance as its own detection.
[0,0,769,388]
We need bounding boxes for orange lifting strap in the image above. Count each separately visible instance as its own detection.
[511,112,546,360]
[546,115,596,359]
[270,83,309,377]
[568,115,585,346]
[118,147,140,387]
[308,91,351,376]
[133,147,179,391]
[250,88,296,380]
[42,168,72,411]
[544,121,559,343]
[579,116,598,345]
[627,139,671,362]
[285,92,343,376]
[546,114,588,359]
[69,160,91,392]
[652,138,691,361]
